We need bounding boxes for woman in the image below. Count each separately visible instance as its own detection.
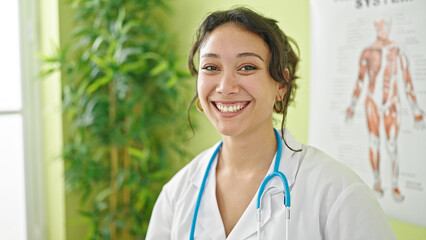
[146,7,396,240]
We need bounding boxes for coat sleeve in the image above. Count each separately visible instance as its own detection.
[146,187,174,240]
[324,182,397,240]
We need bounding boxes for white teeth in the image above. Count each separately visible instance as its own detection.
[216,102,247,113]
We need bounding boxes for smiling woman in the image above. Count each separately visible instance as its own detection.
[197,23,282,138]
[146,7,397,240]
[188,10,300,142]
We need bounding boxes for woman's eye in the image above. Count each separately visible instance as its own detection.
[202,65,218,71]
[240,65,257,71]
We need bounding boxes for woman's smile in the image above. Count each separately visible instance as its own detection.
[213,101,250,114]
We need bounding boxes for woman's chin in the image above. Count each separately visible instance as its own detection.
[215,124,242,137]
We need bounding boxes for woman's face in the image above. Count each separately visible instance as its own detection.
[197,23,285,137]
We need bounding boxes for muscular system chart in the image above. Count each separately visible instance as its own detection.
[309,0,426,227]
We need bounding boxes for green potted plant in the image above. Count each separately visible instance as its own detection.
[43,0,192,238]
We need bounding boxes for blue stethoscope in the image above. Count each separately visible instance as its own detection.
[190,129,291,240]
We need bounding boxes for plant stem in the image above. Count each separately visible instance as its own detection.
[109,82,118,239]
[122,146,131,240]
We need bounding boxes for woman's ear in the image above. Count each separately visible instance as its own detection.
[283,68,290,82]
[276,82,287,101]
[276,68,289,100]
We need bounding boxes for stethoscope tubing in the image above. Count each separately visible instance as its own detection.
[190,129,290,240]
[189,141,222,240]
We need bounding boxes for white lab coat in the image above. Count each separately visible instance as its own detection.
[146,130,396,240]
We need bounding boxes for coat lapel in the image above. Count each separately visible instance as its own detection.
[226,183,274,240]
[190,142,226,239]
[197,158,227,239]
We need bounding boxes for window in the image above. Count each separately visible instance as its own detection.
[0,1,27,239]
[0,1,45,239]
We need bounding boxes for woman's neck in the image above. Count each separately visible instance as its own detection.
[218,126,277,175]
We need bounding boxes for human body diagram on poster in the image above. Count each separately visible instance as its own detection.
[345,17,425,202]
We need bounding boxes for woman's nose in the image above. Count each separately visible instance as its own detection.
[216,71,239,95]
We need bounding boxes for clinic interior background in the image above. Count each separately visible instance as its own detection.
[3,0,425,239]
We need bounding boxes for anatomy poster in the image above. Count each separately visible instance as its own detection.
[309,0,426,227]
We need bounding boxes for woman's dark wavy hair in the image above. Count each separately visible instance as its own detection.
[187,7,301,151]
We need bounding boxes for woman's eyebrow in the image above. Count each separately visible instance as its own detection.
[201,53,219,58]
[237,52,264,62]
[201,52,264,62]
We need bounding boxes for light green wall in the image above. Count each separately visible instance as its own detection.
[39,0,65,239]
[55,2,92,239]
[389,219,426,240]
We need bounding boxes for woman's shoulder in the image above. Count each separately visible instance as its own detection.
[280,128,363,187]
[299,145,366,190]
[298,146,396,239]
[161,143,220,200]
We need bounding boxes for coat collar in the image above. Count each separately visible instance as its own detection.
[189,129,303,239]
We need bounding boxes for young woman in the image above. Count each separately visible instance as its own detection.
[146,7,396,240]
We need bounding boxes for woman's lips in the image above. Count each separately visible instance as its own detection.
[213,101,250,113]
